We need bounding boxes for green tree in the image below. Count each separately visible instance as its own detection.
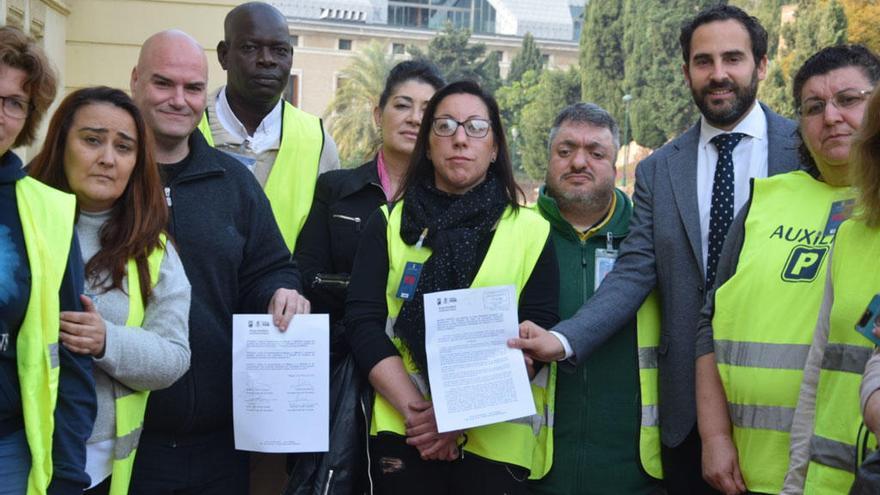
[731,0,786,57]
[841,0,880,53]
[408,23,501,93]
[495,69,542,171]
[323,41,395,167]
[579,0,625,122]
[508,32,543,83]
[519,67,582,179]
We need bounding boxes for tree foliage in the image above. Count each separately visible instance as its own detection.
[495,69,542,171]
[508,32,543,83]
[519,67,582,180]
[323,41,395,168]
[841,0,880,53]
[580,0,625,123]
[408,23,501,93]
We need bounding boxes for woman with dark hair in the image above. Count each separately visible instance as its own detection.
[0,26,96,495]
[29,87,191,495]
[690,44,879,495]
[345,80,559,494]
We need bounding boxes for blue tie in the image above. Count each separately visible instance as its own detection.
[706,132,746,289]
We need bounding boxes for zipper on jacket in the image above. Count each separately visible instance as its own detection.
[332,213,362,232]
[323,469,334,495]
[360,396,374,494]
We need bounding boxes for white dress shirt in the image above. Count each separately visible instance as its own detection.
[214,86,282,155]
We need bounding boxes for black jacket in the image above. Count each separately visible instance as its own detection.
[143,131,301,438]
[295,158,385,323]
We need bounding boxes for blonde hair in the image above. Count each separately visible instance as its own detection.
[850,89,880,227]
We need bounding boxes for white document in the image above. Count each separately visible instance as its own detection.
[232,314,329,453]
[423,285,536,433]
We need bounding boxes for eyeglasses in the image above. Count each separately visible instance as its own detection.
[431,117,491,138]
[0,95,30,120]
[800,88,873,118]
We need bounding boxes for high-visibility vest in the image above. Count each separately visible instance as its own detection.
[636,291,664,480]
[15,177,76,495]
[712,171,852,493]
[107,238,166,495]
[370,202,555,478]
[197,100,323,252]
[804,218,880,494]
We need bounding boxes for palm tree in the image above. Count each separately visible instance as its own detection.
[324,41,396,167]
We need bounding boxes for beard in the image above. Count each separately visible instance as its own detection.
[692,68,759,128]
[546,173,615,218]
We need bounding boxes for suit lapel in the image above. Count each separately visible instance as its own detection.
[667,124,704,275]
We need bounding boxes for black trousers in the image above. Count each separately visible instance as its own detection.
[660,426,720,495]
[370,434,530,495]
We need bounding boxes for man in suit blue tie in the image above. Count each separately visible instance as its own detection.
[509,5,800,493]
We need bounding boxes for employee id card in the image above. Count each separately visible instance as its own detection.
[594,232,618,291]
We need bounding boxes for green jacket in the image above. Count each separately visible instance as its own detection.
[530,186,659,495]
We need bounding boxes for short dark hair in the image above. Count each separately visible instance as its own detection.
[378,60,446,110]
[792,44,880,113]
[679,4,768,65]
[792,44,880,174]
[0,26,57,148]
[549,102,621,152]
[397,80,522,207]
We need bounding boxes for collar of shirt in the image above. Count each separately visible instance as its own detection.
[0,151,24,184]
[576,193,617,242]
[215,86,282,154]
[698,101,767,149]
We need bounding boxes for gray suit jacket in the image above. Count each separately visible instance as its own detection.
[553,103,800,447]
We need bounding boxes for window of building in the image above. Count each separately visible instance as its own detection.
[284,74,300,107]
[388,0,496,34]
[338,39,353,51]
[493,50,504,62]
[392,43,406,55]
[542,54,550,67]
[290,35,299,47]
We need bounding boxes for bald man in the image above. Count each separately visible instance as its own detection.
[127,30,309,495]
[199,1,339,253]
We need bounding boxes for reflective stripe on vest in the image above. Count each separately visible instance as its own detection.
[108,238,166,495]
[636,290,663,480]
[805,218,880,494]
[197,101,323,252]
[15,177,76,495]
[370,202,554,478]
[712,171,851,494]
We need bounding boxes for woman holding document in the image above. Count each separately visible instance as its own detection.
[345,80,559,494]
[29,87,191,494]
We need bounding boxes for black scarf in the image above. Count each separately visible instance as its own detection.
[394,171,508,381]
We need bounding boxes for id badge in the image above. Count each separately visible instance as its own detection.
[594,249,618,291]
[824,198,856,237]
[396,262,424,300]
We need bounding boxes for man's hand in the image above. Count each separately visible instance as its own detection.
[701,434,747,495]
[59,295,107,357]
[268,288,311,331]
[507,320,566,362]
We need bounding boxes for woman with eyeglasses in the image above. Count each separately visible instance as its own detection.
[28,86,191,495]
[345,80,559,494]
[0,26,96,494]
[690,44,879,495]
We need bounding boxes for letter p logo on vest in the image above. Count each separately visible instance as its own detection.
[781,245,828,282]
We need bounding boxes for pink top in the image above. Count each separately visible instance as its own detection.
[376,150,395,201]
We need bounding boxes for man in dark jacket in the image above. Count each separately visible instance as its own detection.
[529,103,661,495]
[127,30,309,495]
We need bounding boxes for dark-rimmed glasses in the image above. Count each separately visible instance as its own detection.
[431,117,491,138]
[800,88,873,118]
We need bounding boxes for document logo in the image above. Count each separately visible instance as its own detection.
[781,245,828,282]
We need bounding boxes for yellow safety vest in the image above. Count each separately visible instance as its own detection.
[371,202,555,478]
[636,291,664,480]
[197,101,323,252]
[713,171,852,493]
[15,177,76,495]
[805,218,880,494]
[107,238,166,495]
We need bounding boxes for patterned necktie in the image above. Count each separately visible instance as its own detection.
[706,132,746,289]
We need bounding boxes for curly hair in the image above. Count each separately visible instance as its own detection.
[0,26,57,148]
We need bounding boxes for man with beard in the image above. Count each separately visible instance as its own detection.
[199,2,339,253]
[529,103,662,495]
[509,5,799,493]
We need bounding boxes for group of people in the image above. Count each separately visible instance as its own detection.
[3,2,880,495]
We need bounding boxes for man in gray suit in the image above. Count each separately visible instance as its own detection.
[510,5,799,493]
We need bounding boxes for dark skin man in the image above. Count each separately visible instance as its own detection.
[217,2,292,136]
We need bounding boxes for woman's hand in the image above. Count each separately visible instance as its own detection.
[701,433,746,495]
[404,400,461,461]
[59,295,107,357]
[268,288,311,331]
